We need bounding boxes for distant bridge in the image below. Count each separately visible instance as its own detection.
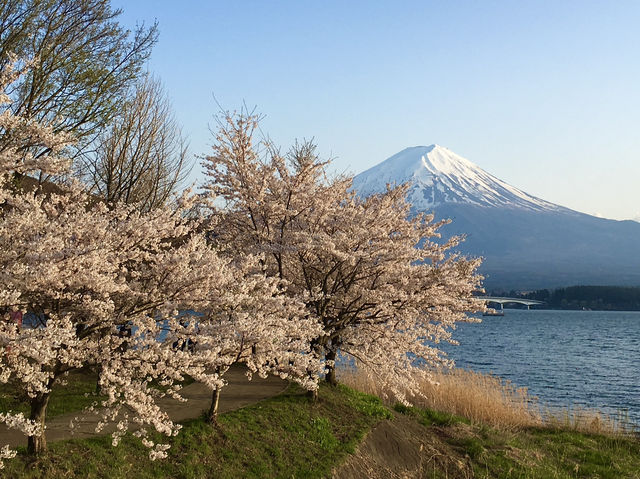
[476,296,545,310]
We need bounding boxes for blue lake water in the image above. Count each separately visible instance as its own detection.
[440,309,640,425]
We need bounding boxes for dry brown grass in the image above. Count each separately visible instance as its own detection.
[543,405,634,436]
[338,366,635,435]
[339,367,541,430]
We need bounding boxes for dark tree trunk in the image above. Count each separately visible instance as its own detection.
[325,349,338,386]
[207,388,221,425]
[27,393,50,455]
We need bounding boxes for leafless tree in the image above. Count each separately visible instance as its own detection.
[80,75,191,211]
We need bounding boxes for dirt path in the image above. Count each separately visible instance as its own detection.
[0,368,287,448]
[332,413,474,479]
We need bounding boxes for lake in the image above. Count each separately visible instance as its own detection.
[441,309,640,425]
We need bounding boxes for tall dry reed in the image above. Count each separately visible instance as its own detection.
[338,366,635,435]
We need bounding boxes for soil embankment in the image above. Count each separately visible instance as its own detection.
[333,413,474,479]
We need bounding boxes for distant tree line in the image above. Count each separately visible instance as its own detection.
[496,286,640,311]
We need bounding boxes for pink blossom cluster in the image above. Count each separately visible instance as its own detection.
[0,57,73,178]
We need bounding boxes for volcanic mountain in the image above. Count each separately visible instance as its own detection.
[352,145,640,290]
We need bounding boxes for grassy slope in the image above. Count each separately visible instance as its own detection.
[393,404,640,479]
[1,384,390,479]
[2,383,639,478]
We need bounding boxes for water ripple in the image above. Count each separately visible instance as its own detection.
[441,310,640,425]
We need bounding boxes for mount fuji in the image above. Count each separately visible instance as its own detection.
[352,145,640,290]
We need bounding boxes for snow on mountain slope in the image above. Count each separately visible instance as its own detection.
[351,144,640,289]
[352,145,562,212]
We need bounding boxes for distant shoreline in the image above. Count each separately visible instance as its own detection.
[487,285,640,312]
[496,307,640,312]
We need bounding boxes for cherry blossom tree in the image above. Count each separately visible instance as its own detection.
[203,110,484,404]
[0,63,321,464]
[0,191,321,458]
[0,184,220,457]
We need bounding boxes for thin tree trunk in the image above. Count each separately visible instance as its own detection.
[306,388,319,401]
[27,393,50,455]
[207,388,221,425]
[325,349,338,386]
[95,364,102,394]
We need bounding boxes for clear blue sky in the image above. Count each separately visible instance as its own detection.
[114,0,640,220]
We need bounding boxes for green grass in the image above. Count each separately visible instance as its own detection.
[1,383,390,479]
[393,402,470,427]
[482,428,640,479]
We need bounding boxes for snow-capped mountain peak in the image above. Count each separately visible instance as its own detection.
[352,145,560,212]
